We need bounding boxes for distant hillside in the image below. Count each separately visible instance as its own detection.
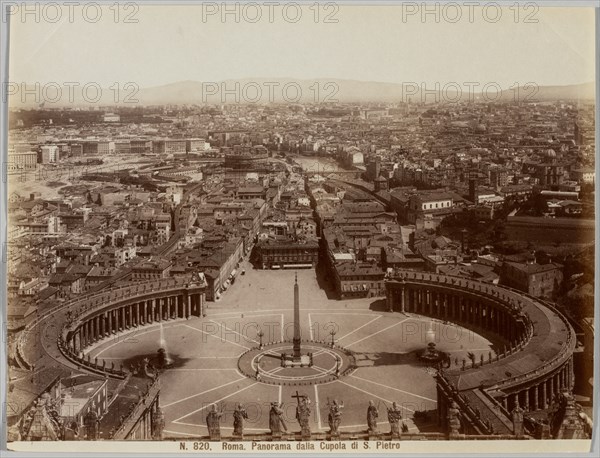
[10,79,595,107]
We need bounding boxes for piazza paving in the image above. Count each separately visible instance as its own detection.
[86,264,496,438]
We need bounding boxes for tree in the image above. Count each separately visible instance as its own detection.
[170,208,176,232]
[86,191,93,204]
[521,194,548,216]
[95,194,102,206]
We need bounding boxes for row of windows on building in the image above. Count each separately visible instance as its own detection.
[420,201,451,210]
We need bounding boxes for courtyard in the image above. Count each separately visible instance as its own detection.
[86,265,494,438]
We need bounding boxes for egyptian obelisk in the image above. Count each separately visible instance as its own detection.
[293,272,301,359]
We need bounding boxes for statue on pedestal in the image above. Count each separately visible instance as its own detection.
[387,402,403,438]
[295,395,311,438]
[269,402,286,437]
[367,400,379,434]
[511,399,524,437]
[447,400,461,438]
[328,399,344,436]
[151,406,165,440]
[206,404,222,441]
[233,403,248,438]
[63,421,79,441]
[83,409,99,441]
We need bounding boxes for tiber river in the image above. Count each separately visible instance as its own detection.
[291,155,349,174]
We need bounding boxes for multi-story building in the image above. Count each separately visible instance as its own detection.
[255,237,319,269]
[490,168,509,189]
[152,139,186,155]
[533,163,564,186]
[295,218,318,239]
[7,150,37,172]
[114,140,131,154]
[407,191,454,223]
[500,260,563,298]
[155,217,171,245]
[69,143,83,156]
[332,262,385,299]
[57,375,109,432]
[130,258,172,281]
[41,145,59,163]
[236,186,266,200]
[366,158,381,181]
[186,138,210,152]
[83,141,113,156]
[130,140,153,155]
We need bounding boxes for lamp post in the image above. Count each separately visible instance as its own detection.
[329,329,337,348]
[257,329,264,349]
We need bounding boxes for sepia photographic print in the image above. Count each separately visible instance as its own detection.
[1,1,598,455]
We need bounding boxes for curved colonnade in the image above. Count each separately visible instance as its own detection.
[18,277,206,379]
[385,270,576,417]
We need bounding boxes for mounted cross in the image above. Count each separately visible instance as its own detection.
[292,390,303,405]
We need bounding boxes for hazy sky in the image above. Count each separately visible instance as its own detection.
[8,3,596,88]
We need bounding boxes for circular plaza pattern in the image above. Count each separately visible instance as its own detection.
[238,341,355,385]
[79,267,499,438]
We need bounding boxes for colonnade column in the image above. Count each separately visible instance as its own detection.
[400,287,406,313]
[428,289,433,315]
[82,323,87,347]
[541,380,548,409]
